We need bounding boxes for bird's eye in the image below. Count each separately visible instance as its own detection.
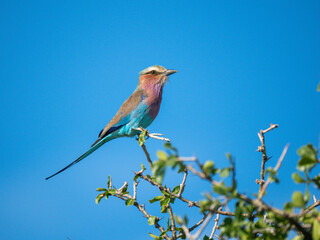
[150,70,156,74]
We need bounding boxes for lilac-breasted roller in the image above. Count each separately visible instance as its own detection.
[46,65,177,180]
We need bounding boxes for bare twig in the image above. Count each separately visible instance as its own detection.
[167,205,177,239]
[188,214,207,232]
[178,156,197,162]
[257,124,278,194]
[187,165,219,185]
[133,181,138,200]
[257,144,289,200]
[116,181,128,194]
[181,225,193,239]
[109,176,112,189]
[298,200,320,218]
[181,214,214,240]
[141,144,153,169]
[191,213,213,240]
[210,208,222,239]
[178,169,188,197]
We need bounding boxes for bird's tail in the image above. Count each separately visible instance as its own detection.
[45,137,111,180]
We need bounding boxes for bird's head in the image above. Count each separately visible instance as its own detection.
[139,65,177,87]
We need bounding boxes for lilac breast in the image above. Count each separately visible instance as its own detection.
[145,84,163,119]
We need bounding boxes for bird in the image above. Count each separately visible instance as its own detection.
[46,65,177,180]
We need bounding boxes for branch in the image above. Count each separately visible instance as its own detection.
[209,207,222,239]
[238,193,312,240]
[133,181,138,200]
[178,169,188,197]
[167,205,177,239]
[186,165,219,185]
[178,156,197,162]
[191,213,213,240]
[106,181,170,239]
[257,144,289,201]
[141,144,153,168]
[298,200,320,218]
[256,123,278,194]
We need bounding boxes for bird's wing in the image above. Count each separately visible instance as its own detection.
[91,88,147,147]
[45,88,148,180]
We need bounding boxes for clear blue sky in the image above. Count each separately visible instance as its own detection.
[1,1,319,239]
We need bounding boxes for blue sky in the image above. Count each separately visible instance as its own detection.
[1,1,319,239]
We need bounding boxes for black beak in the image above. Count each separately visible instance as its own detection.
[164,69,178,76]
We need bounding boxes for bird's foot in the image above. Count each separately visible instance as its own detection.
[133,127,170,142]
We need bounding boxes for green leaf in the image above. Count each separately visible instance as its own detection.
[125,198,135,206]
[175,216,183,225]
[226,153,232,160]
[292,191,305,208]
[183,215,188,225]
[172,185,181,194]
[214,182,229,195]
[96,188,107,192]
[203,236,210,240]
[148,216,156,225]
[317,83,320,92]
[199,199,211,213]
[220,168,230,178]
[140,163,146,170]
[292,236,304,240]
[160,197,171,207]
[161,204,168,213]
[133,174,140,182]
[167,155,177,166]
[95,194,103,204]
[203,160,214,175]
[298,157,317,171]
[108,189,116,195]
[149,232,162,240]
[121,186,128,194]
[164,142,178,152]
[284,202,293,212]
[313,174,320,188]
[157,151,167,161]
[107,175,111,189]
[304,188,311,203]
[149,196,163,203]
[313,218,320,240]
[292,172,306,184]
[159,231,168,237]
[297,144,317,158]
[138,130,146,146]
[297,144,318,171]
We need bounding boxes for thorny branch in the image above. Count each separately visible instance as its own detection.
[257,144,289,200]
[98,179,170,239]
[256,123,278,194]
[97,125,320,239]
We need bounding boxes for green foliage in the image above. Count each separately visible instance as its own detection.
[138,130,147,146]
[291,191,305,208]
[297,144,318,171]
[292,172,306,183]
[151,142,184,184]
[125,198,135,206]
[313,217,320,240]
[148,216,156,225]
[95,139,320,240]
